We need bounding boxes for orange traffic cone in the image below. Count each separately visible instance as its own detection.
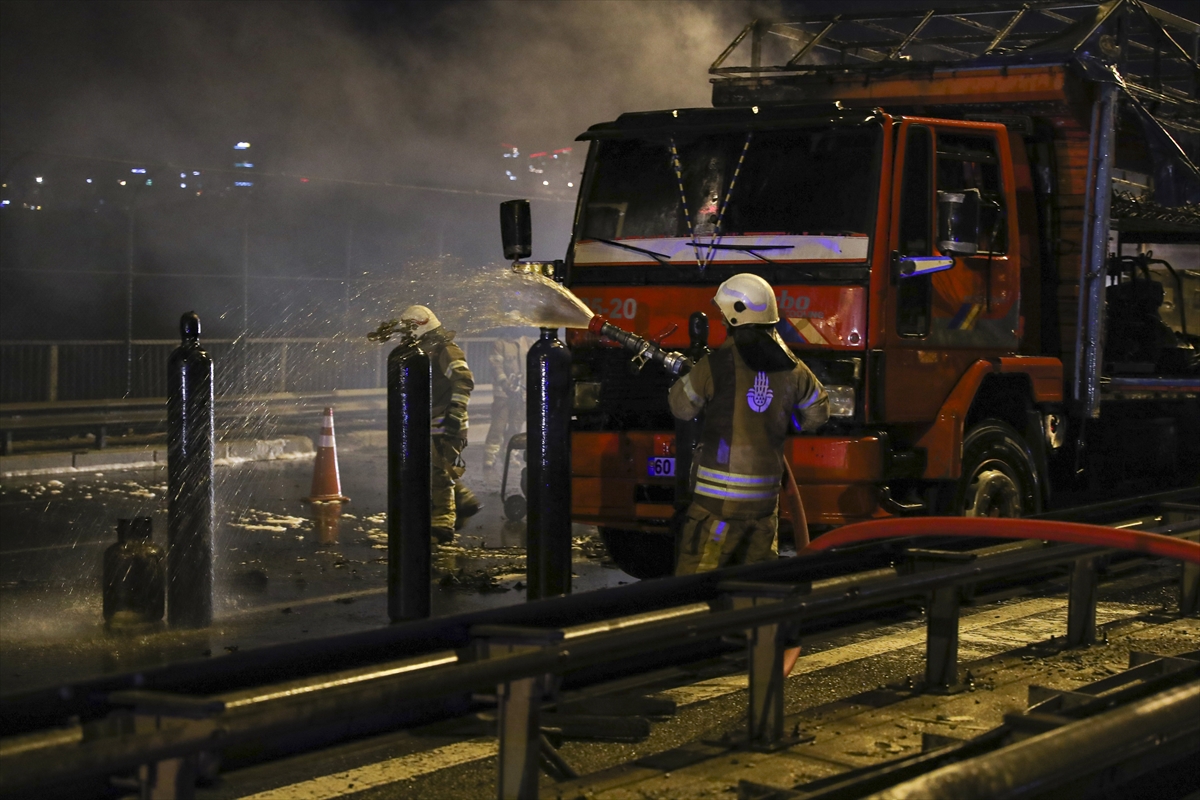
[304,407,349,545]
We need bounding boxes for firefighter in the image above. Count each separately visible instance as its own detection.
[669,274,827,674]
[396,305,481,543]
[482,335,533,472]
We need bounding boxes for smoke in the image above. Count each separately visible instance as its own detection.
[0,0,780,342]
[2,0,774,186]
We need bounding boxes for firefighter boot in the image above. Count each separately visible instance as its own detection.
[432,526,455,545]
[454,484,481,531]
[482,443,501,471]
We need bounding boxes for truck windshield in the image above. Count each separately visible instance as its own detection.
[580,125,880,244]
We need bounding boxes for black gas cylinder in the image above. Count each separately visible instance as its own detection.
[103,517,166,632]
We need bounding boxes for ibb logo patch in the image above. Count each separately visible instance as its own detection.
[778,290,824,319]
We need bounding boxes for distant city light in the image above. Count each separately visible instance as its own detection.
[119,180,127,186]
[300,177,309,183]
[86,178,93,184]
[235,181,253,187]
[543,180,549,186]
[180,183,187,188]
[131,168,146,174]
[568,182,574,188]
[193,171,200,176]
[234,142,251,150]
[180,172,187,178]
[234,162,254,169]
[35,176,43,183]
[0,200,9,206]
[145,179,153,185]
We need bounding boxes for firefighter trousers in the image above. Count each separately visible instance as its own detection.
[483,391,525,466]
[674,503,778,576]
[432,434,477,531]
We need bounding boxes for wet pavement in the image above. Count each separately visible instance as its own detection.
[0,423,634,695]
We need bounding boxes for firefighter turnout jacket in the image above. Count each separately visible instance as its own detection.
[423,327,474,437]
[488,337,532,398]
[669,335,828,520]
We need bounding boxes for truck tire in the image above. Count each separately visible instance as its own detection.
[949,419,1042,518]
[598,528,675,580]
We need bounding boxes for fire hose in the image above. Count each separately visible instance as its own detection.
[802,516,1200,564]
[588,315,692,376]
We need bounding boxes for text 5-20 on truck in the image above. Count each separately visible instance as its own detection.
[557,2,1200,578]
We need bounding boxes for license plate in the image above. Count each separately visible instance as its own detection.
[647,457,675,478]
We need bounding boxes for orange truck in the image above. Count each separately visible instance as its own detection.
[552,2,1199,577]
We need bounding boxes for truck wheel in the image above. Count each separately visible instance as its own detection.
[950,419,1042,518]
[598,527,675,580]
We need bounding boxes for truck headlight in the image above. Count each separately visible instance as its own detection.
[573,381,602,411]
[824,385,856,418]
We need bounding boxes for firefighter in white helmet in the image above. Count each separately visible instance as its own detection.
[397,305,481,543]
[669,274,827,675]
[669,273,827,571]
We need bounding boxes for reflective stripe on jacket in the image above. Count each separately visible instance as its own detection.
[668,337,827,519]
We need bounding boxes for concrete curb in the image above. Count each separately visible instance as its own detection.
[0,435,315,478]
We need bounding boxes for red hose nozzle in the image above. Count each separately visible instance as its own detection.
[588,315,607,335]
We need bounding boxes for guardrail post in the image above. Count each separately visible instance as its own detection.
[1182,552,1199,616]
[388,340,432,622]
[925,584,961,689]
[471,625,564,800]
[720,581,801,748]
[1164,504,1200,616]
[166,312,214,629]
[47,343,59,402]
[907,549,972,691]
[108,690,225,800]
[1067,556,1098,646]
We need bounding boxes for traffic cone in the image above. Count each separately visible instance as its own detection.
[304,407,349,545]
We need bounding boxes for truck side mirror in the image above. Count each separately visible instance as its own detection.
[938,188,980,255]
[500,199,532,261]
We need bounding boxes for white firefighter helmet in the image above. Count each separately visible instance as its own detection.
[398,305,441,342]
[713,273,779,327]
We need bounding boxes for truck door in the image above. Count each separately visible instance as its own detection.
[884,119,1019,422]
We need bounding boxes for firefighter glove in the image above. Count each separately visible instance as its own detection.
[443,404,468,438]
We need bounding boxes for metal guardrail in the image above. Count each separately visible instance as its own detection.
[1,491,1196,798]
[0,337,503,452]
[0,337,501,404]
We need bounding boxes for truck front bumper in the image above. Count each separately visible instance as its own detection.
[571,431,889,531]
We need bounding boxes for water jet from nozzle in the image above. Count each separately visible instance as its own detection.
[506,264,596,329]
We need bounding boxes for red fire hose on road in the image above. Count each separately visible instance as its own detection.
[801,516,1200,565]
